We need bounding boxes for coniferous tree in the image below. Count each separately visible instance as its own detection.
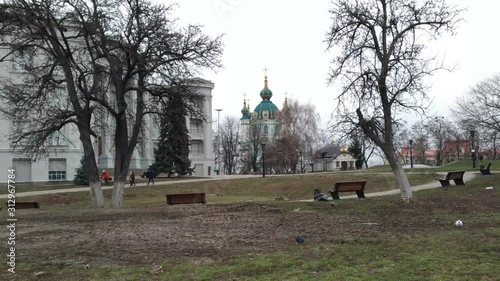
[348,136,364,170]
[73,156,89,185]
[152,97,191,177]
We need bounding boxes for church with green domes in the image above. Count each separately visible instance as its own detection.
[239,72,285,172]
[240,73,282,144]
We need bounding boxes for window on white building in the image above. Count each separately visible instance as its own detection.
[190,142,204,155]
[49,159,67,181]
[48,131,65,146]
[12,47,35,72]
[190,143,200,154]
[190,119,203,134]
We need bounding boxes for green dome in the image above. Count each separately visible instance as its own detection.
[240,100,250,120]
[253,75,279,119]
[253,100,279,119]
[260,76,273,100]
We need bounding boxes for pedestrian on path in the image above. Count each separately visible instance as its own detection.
[143,170,155,185]
[129,171,136,187]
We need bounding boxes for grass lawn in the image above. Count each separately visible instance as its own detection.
[10,171,439,208]
[0,170,498,280]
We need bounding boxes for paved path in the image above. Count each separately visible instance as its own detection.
[303,171,478,201]
[0,172,478,200]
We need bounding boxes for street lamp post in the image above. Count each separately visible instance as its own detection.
[299,150,303,174]
[216,109,223,175]
[409,139,414,169]
[261,143,266,178]
[470,130,476,169]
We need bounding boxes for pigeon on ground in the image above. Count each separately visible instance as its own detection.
[295,235,305,244]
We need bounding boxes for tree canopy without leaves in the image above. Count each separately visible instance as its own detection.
[219,116,240,175]
[454,73,500,134]
[268,99,320,173]
[0,0,223,207]
[326,0,462,199]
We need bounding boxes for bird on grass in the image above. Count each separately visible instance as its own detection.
[455,220,463,228]
[295,235,305,244]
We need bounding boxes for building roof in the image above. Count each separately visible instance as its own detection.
[189,77,215,89]
[316,144,342,158]
[253,75,279,120]
[240,99,251,120]
[253,100,279,119]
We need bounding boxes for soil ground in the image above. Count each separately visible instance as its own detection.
[3,188,498,267]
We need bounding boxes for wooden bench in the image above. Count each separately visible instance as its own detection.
[329,181,367,200]
[5,202,40,209]
[166,193,206,205]
[438,171,465,188]
[480,163,492,175]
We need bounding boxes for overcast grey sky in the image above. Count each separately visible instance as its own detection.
[169,0,500,129]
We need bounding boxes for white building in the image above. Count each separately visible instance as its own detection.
[0,48,216,182]
[95,77,216,177]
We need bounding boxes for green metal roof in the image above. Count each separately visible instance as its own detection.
[253,100,279,119]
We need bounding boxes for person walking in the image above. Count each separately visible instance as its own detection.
[143,170,155,185]
[129,171,136,187]
[148,171,155,185]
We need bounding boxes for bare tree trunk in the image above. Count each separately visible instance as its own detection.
[386,150,412,199]
[89,181,105,207]
[79,126,104,207]
[111,116,134,208]
[111,180,126,208]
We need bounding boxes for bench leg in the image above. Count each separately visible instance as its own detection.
[454,178,465,185]
[355,191,366,199]
[330,191,340,200]
[439,180,450,188]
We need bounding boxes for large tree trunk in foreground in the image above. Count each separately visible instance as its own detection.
[111,181,126,208]
[80,133,104,207]
[111,116,135,208]
[387,151,412,199]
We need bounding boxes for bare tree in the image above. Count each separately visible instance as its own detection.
[326,0,462,200]
[272,98,320,173]
[0,0,223,207]
[409,122,430,165]
[0,0,107,206]
[239,118,262,173]
[425,116,454,166]
[454,74,500,134]
[220,116,239,175]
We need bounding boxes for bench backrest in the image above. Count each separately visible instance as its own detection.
[334,181,367,192]
[446,171,465,180]
[166,193,206,205]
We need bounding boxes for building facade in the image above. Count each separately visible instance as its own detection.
[0,50,216,183]
[239,74,282,172]
[313,144,358,171]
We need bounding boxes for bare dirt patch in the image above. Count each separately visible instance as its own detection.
[2,188,499,269]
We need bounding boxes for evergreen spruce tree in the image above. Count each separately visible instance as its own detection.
[348,136,365,170]
[152,97,191,177]
[73,156,90,185]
